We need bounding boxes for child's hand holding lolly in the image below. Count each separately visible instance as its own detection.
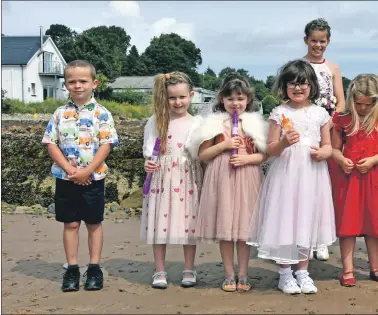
[281,114,300,147]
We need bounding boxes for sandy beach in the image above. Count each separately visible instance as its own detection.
[2,214,377,314]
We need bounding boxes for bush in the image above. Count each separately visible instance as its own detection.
[1,89,11,113]
[110,90,152,105]
[262,95,280,115]
[3,98,152,119]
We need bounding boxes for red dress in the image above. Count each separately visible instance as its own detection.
[332,113,378,238]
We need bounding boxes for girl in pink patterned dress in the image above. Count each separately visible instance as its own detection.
[140,72,203,289]
[187,73,268,292]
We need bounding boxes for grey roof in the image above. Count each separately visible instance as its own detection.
[110,76,155,89]
[110,76,217,95]
[2,36,49,65]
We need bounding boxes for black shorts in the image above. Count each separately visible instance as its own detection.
[55,178,105,224]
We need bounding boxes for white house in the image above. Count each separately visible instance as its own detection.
[1,29,68,103]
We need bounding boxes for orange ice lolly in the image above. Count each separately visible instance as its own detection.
[281,114,293,132]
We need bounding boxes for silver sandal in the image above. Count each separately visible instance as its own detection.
[152,271,168,289]
[181,269,197,288]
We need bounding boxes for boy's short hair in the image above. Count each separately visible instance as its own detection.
[64,60,96,81]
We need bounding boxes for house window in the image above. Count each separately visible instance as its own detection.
[43,86,54,100]
[31,83,36,95]
[44,52,53,73]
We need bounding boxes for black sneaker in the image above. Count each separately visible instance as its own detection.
[61,267,80,292]
[83,265,103,291]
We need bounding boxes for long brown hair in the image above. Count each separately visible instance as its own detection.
[153,71,193,153]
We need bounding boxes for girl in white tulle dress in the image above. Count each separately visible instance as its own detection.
[247,59,336,295]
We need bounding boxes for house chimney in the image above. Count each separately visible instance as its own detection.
[40,26,44,51]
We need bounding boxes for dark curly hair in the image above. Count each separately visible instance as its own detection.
[213,72,255,112]
[304,18,331,40]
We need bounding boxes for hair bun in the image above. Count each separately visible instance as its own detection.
[223,72,250,87]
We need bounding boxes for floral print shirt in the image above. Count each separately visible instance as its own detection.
[42,97,119,180]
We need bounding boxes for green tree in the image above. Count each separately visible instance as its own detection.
[262,94,280,114]
[123,45,147,75]
[141,33,202,85]
[266,75,276,89]
[218,67,236,79]
[254,81,271,101]
[236,68,249,77]
[82,26,130,54]
[205,66,216,77]
[203,74,221,91]
[342,76,351,98]
[45,24,77,46]
[95,73,109,93]
[46,24,131,80]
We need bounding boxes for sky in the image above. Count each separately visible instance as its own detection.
[2,1,378,81]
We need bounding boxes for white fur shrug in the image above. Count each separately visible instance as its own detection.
[186,111,269,159]
[142,115,203,158]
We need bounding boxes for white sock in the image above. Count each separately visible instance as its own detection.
[295,269,309,278]
[279,267,292,276]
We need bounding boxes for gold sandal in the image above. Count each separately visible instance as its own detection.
[237,276,252,292]
[222,276,236,292]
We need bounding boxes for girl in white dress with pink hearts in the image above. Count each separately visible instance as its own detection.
[140,72,203,290]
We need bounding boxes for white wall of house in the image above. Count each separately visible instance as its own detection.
[2,66,23,100]
[24,52,42,103]
[192,90,216,104]
[1,37,68,103]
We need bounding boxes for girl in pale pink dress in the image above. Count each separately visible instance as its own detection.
[187,73,268,292]
[141,72,203,289]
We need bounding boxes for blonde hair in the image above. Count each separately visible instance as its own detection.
[153,71,193,153]
[345,73,378,136]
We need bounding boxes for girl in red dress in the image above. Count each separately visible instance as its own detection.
[332,73,378,287]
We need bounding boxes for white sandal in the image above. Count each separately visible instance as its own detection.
[181,270,197,288]
[152,271,168,289]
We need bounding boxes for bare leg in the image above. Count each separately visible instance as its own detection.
[219,240,236,291]
[153,244,167,280]
[365,236,378,276]
[236,241,251,290]
[297,259,309,271]
[63,221,81,265]
[339,236,356,278]
[85,223,103,264]
[183,245,196,278]
[220,240,235,277]
[236,241,250,277]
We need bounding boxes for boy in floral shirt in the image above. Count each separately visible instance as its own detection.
[42,60,118,292]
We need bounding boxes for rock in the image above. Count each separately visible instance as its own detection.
[115,219,124,224]
[1,202,16,213]
[48,203,55,214]
[14,206,31,214]
[110,203,121,213]
[120,188,143,209]
[124,208,131,215]
[135,208,142,214]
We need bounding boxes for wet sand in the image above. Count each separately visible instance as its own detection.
[2,214,377,314]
